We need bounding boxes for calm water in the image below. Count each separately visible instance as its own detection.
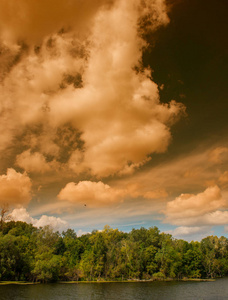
[1,278,228,300]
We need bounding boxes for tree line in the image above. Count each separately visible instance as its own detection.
[0,220,228,283]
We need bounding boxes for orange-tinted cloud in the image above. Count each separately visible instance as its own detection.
[58,179,169,209]
[0,0,184,179]
[58,0,184,177]
[209,147,228,164]
[112,143,228,202]
[0,169,32,207]
[16,150,51,173]
[166,185,224,218]
[164,185,228,226]
[58,181,124,207]
[0,0,114,43]
[219,171,228,187]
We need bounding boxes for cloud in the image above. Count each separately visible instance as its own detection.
[143,189,168,199]
[164,185,228,226]
[0,0,184,179]
[0,169,32,207]
[10,207,68,232]
[209,147,228,164]
[112,143,228,201]
[77,229,91,237]
[138,0,170,31]
[165,185,224,218]
[10,207,34,224]
[167,226,210,237]
[170,211,228,227]
[0,0,114,44]
[16,149,51,173]
[166,226,213,241]
[58,181,124,207]
[58,178,170,208]
[59,0,184,177]
[122,182,168,199]
[219,171,228,187]
[34,215,68,232]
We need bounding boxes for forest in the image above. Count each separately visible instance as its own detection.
[0,220,228,283]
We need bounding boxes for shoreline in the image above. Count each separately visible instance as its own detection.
[0,278,216,285]
[59,278,215,284]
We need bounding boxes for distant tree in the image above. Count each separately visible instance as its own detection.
[62,228,77,239]
[0,204,11,230]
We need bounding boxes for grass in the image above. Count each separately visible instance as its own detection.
[0,281,40,285]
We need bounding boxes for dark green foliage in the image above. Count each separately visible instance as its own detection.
[1,222,228,282]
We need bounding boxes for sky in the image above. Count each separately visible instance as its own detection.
[0,0,228,241]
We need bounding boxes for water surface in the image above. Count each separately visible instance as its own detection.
[1,278,228,300]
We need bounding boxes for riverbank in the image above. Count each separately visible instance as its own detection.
[0,278,215,285]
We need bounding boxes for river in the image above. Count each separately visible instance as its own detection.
[1,278,228,300]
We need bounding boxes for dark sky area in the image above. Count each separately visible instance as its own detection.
[143,0,228,156]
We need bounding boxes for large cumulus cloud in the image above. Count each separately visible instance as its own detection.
[0,0,185,180]
[0,0,184,177]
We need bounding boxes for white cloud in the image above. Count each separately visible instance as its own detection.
[34,215,68,232]
[9,207,68,232]
[166,226,213,241]
[10,207,34,224]
[77,229,91,237]
[167,226,209,237]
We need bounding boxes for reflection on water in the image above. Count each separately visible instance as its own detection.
[0,278,228,300]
